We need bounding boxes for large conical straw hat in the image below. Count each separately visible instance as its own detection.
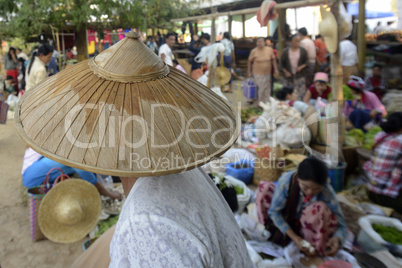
[15,31,239,177]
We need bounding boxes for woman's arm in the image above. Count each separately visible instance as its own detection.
[247,51,254,77]
[272,51,279,76]
[303,90,312,103]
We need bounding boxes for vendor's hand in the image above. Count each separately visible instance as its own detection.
[232,63,237,69]
[109,190,123,201]
[284,71,292,78]
[248,72,252,78]
[370,109,379,119]
[273,70,279,78]
[325,236,340,256]
[295,237,316,257]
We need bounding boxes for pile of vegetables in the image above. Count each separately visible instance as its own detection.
[328,85,354,102]
[96,215,119,237]
[255,145,272,159]
[241,107,262,123]
[372,223,402,245]
[362,126,383,150]
[345,126,383,150]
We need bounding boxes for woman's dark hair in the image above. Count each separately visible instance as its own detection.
[380,112,402,134]
[373,63,383,70]
[298,157,328,185]
[27,43,54,75]
[298,27,308,37]
[172,59,179,65]
[201,33,210,42]
[223,32,231,40]
[276,86,294,101]
[8,47,16,60]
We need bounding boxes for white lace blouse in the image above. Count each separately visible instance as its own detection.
[109,168,253,267]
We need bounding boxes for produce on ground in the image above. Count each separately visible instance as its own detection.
[241,107,263,123]
[362,126,383,150]
[96,215,119,237]
[372,223,402,245]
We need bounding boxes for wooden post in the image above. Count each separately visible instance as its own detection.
[76,26,88,62]
[228,15,233,37]
[357,0,366,77]
[330,0,345,153]
[242,14,246,38]
[195,22,198,35]
[278,9,286,59]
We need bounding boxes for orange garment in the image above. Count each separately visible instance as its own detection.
[314,38,328,64]
[249,46,274,75]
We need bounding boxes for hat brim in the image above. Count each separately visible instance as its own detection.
[319,7,338,54]
[38,179,101,244]
[214,66,231,86]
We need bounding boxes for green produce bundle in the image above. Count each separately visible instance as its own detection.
[372,223,402,245]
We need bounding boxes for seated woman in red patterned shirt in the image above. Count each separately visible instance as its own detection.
[364,112,402,213]
[303,72,331,105]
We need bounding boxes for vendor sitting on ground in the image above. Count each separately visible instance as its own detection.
[364,112,402,213]
[276,86,309,115]
[22,148,122,200]
[343,76,387,131]
[303,72,331,105]
[1,75,17,99]
[364,63,387,101]
[256,157,347,257]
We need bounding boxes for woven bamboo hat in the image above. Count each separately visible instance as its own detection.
[15,31,239,177]
[38,179,101,243]
[319,6,337,53]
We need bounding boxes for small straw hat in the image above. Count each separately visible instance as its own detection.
[15,31,239,177]
[319,6,338,53]
[214,66,231,86]
[38,179,101,243]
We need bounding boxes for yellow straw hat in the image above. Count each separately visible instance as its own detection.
[319,6,338,53]
[15,31,239,177]
[214,66,231,86]
[38,179,101,243]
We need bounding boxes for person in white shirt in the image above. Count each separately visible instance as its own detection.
[25,44,54,91]
[339,38,358,84]
[72,168,253,268]
[158,32,176,66]
[16,48,29,61]
[298,27,316,86]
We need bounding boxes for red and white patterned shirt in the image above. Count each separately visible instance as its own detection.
[364,132,402,198]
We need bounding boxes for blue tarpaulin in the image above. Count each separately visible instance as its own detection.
[347,3,395,19]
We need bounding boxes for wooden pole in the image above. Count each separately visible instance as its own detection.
[242,14,246,38]
[330,0,345,153]
[211,7,217,43]
[195,22,198,35]
[357,0,366,77]
[278,9,286,59]
[228,15,233,38]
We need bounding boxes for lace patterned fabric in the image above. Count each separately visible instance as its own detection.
[109,168,253,268]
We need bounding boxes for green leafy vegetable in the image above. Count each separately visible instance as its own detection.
[372,223,402,245]
[96,215,119,237]
[234,185,244,195]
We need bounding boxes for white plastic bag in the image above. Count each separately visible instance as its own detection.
[339,3,352,38]
[358,215,402,245]
[275,115,311,148]
[6,94,19,111]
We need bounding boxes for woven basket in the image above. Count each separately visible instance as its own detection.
[27,168,70,241]
[252,156,284,186]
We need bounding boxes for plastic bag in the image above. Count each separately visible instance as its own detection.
[275,115,311,148]
[6,94,19,111]
[339,3,352,38]
[243,78,257,99]
[358,215,402,245]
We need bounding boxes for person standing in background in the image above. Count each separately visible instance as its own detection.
[280,34,308,100]
[298,27,316,86]
[158,32,176,67]
[248,37,278,104]
[3,47,19,93]
[340,38,358,84]
[364,63,387,101]
[221,32,236,93]
[314,35,328,70]
[189,33,210,80]
[16,48,29,61]
[25,44,54,91]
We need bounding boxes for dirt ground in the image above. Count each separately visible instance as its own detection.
[0,119,84,268]
[0,83,250,268]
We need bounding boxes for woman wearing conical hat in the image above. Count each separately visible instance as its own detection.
[16,31,253,267]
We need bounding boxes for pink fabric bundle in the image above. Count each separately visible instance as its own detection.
[256,181,276,225]
[300,201,338,255]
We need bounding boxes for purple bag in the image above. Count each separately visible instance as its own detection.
[243,79,257,99]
